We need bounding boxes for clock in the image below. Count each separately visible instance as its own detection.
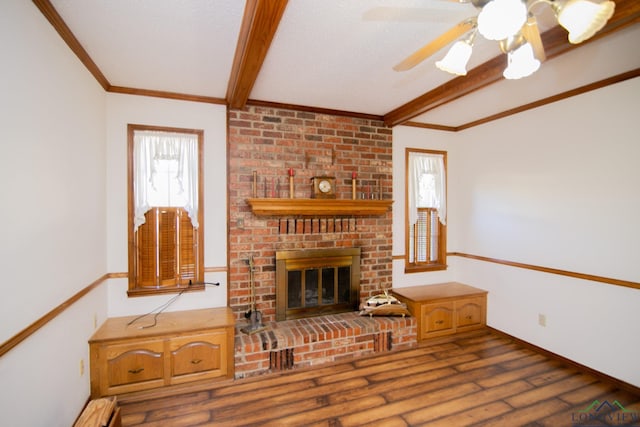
[311,176,336,199]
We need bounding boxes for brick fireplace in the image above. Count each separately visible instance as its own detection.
[228,105,415,377]
[228,105,394,322]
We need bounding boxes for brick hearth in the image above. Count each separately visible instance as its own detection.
[234,312,417,379]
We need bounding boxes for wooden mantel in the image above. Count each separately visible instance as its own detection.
[246,198,393,217]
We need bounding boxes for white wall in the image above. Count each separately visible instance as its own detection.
[105,94,228,316]
[0,1,108,426]
[452,79,639,278]
[453,77,640,387]
[393,77,640,387]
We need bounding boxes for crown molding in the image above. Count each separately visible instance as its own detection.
[403,68,640,132]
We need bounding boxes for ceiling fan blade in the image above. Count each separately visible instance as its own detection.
[522,15,546,62]
[393,18,476,72]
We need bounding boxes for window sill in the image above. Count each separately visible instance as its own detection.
[404,263,447,274]
[127,283,205,297]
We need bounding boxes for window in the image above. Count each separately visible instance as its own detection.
[127,124,204,296]
[405,149,447,272]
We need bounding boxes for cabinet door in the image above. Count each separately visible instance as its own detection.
[455,297,485,330]
[421,302,454,339]
[102,340,165,395]
[169,331,228,384]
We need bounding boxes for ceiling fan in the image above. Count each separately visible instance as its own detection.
[393,0,616,79]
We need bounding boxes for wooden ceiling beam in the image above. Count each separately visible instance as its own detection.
[383,0,640,127]
[226,0,288,109]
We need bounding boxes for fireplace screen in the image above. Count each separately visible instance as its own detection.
[276,248,360,321]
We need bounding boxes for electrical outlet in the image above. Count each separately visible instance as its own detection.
[93,313,98,329]
[80,359,85,376]
[538,314,547,327]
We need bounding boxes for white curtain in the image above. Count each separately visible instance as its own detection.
[133,131,199,230]
[408,151,446,226]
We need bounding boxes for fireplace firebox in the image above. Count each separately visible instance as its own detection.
[275,248,360,321]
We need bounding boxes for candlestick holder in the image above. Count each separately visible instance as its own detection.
[252,171,257,198]
[352,177,357,200]
[289,175,294,199]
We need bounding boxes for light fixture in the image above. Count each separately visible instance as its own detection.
[435,0,615,80]
[477,0,527,41]
[499,32,541,79]
[503,43,541,79]
[436,30,477,76]
[550,0,616,44]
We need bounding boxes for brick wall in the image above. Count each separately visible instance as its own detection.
[228,105,393,323]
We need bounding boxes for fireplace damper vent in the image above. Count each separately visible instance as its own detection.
[275,248,360,321]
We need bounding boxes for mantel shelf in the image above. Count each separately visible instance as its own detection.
[246,198,393,217]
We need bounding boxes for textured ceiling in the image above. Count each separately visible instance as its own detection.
[48,0,640,128]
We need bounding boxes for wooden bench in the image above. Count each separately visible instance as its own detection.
[392,282,487,340]
[89,307,235,397]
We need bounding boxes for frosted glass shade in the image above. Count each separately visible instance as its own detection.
[478,0,527,41]
[503,43,540,80]
[557,0,615,44]
[436,41,473,76]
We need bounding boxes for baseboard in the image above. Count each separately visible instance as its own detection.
[487,326,640,396]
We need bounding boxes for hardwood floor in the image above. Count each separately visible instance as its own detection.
[118,328,640,426]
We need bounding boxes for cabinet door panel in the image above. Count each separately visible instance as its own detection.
[170,332,227,383]
[456,298,484,329]
[421,303,454,338]
[105,341,164,388]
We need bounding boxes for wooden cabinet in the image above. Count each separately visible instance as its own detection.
[89,308,234,398]
[392,283,487,340]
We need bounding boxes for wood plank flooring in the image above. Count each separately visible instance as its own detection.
[118,328,640,426]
